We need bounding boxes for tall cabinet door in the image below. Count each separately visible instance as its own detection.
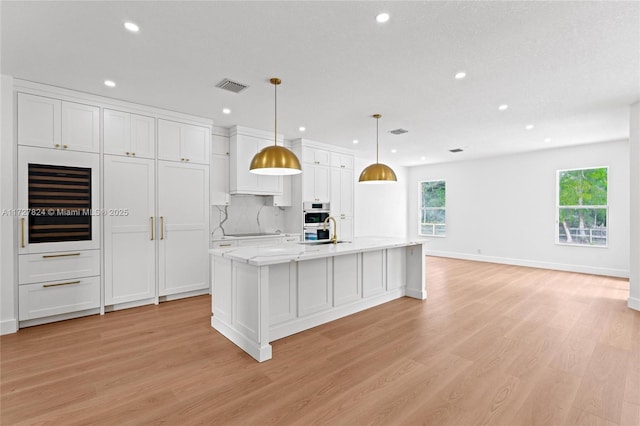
[158,161,210,296]
[103,156,156,305]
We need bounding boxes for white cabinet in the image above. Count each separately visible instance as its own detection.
[211,133,230,205]
[18,93,99,153]
[19,250,100,285]
[229,129,283,195]
[330,152,354,170]
[103,109,155,159]
[298,258,332,317]
[19,276,100,321]
[302,147,330,166]
[158,119,210,165]
[103,156,156,305]
[303,164,330,202]
[330,154,354,241]
[158,161,210,296]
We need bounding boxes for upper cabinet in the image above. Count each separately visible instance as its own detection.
[103,109,155,159]
[158,119,210,165]
[18,93,99,153]
[229,126,282,195]
[330,152,354,170]
[302,146,330,166]
[211,131,231,206]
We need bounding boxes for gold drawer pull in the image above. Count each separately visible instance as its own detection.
[150,217,154,240]
[42,253,81,259]
[43,280,81,288]
[160,216,164,240]
[219,243,232,247]
[21,218,25,248]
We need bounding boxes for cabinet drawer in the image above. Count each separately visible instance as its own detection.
[19,250,100,285]
[19,276,100,320]
[212,240,238,249]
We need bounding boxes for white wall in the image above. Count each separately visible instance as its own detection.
[354,158,408,238]
[408,141,630,277]
[629,102,640,310]
[0,75,17,334]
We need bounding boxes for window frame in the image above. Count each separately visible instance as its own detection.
[555,166,609,248]
[418,179,446,237]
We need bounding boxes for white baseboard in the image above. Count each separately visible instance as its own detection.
[0,319,18,335]
[425,250,629,278]
[628,296,640,311]
[160,288,209,302]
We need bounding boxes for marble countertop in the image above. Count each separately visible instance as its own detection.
[209,237,425,266]
[212,233,300,241]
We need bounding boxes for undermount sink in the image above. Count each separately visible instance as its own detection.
[297,240,351,245]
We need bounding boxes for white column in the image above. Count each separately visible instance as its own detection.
[629,102,640,311]
[0,75,18,334]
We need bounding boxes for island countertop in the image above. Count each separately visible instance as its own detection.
[208,237,424,266]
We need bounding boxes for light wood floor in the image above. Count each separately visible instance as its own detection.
[2,257,639,425]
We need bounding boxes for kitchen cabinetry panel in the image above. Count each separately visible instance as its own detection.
[303,164,330,202]
[230,131,282,195]
[19,276,100,321]
[330,152,354,170]
[158,119,210,164]
[104,109,155,158]
[17,93,60,149]
[333,254,360,306]
[302,147,330,166]
[104,156,156,305]
[362,250,385,297]
[158,161,210,296]
[18,93,99,153]
[61,101,100,153]
[211,134,230,205]
[298,258,332,316]
[269,263,296,325]
[19,250,100,285]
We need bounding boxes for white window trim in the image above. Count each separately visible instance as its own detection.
[555,166,609,248]
[418,179,446,238]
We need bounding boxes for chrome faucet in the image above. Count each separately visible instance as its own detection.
[323,216,338,244]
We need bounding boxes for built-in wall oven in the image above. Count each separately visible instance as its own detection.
[18,146,100,254]
[303,201,331,241]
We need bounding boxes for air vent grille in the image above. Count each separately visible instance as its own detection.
[215,78,249,93]
[449,148,464,153]
[389,128,408,135]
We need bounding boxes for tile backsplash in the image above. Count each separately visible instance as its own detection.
[211,195,289,238]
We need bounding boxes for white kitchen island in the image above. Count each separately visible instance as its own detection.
[209,238,426,362]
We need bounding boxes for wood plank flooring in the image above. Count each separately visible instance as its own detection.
[1,257,638,425]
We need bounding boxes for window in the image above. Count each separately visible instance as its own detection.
[419,180,446,236]
[557,167,608,247]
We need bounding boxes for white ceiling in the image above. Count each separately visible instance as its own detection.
[2,1,639,166]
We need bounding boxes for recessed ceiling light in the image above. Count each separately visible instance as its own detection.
[525,124,534,130]
[104,80,116,88]
[299,126,306,132]
[544,138,552,143]
[455,72,466,80]
[222,108,231,114]
[376,13,390,23]
[498,104,509,111]
[124,22,139,33]
[353,139,359,144]
[391,149,397,153]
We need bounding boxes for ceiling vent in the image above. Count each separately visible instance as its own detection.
[389,128,408,135]
[215,78,249,93]
[449,148,464,153]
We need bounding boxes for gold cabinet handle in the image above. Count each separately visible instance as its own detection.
[150,217,154,240]
[132,152,136,156]
[21,218,25,248]
[63,145,68,149]
[186,158,190,162]
[126,151,130,155]
[43,280,80,288]
[219,243,232,247]
[160,216,164,240]
[55,144,61,148]
[42,253,80,259]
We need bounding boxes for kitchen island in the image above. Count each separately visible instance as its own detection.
[209,238,426,361]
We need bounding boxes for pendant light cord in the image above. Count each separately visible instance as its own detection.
[376,116,379,164]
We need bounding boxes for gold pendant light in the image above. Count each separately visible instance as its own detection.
[250,78,302,175]
[358,114,397,183]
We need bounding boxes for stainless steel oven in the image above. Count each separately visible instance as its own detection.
[303,201,331,241]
